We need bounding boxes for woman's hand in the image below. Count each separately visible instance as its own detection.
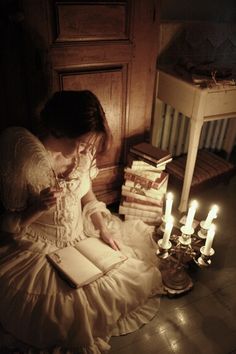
[82,189,120,251]
[37,187,62,211]
[100,228,120,251]
[6,187,63,232]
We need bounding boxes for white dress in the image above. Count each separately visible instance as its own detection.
[0,127,163,354]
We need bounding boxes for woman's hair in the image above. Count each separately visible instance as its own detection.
[40,90,112,153]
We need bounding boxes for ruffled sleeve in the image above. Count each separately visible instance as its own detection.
[0,127,28,211]
[0,127,53,212]
[82,199,112,237]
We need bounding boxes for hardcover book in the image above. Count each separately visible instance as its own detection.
[127,152,167,170]
[119,205,162,219]
[46,237,127,289]
[125,196,163,207]
[124,179,168,199]
[123,200,162,213]
[124,169,168,190]
[131,160,163,170]
[121,185,165,205]
[130,142,172,167]
[125,167,161,181]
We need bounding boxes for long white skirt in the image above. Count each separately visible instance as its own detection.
[0,217,163,354]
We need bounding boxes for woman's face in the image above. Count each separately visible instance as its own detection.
[62,133,98,158]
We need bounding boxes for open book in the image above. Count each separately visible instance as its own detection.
[46,237,127,289]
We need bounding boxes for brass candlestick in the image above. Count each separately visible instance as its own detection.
[156,239,172,259]
[197,246,215,267]
[161,255,194,295]
[197,221,210,239]
[156,220,215,296]
[179,225,194,245]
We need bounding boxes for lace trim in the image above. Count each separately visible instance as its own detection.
[24,228,86,248]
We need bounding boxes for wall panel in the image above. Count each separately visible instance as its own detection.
[54,1,130,41]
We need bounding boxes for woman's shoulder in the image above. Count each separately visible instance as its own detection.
[0,126,53,188]
[0,126,36,146]
[0,126,49,171]
[0,126,28,136]
[0,126,44,153]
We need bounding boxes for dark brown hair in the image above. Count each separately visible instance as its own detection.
[40,90,112,153]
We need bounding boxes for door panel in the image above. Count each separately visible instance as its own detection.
[55,2,129,41]
[19,0,160,203]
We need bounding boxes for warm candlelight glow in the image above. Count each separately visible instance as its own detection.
[204,205,218,229]
[185,200,198,230]
[164,192,173,221]
[162,216,174,249]
[204,223,216,255]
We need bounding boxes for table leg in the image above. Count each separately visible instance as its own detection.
[151,97,163,147]
[223,118,236,159]
[178,119,203,212]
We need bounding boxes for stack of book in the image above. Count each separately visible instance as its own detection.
[119,142,172,224]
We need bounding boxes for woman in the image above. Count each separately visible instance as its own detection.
[0,90,163,353]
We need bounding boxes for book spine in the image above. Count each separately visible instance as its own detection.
[123,200,162,213]
[131,160,163,171]
[125,172,168,190]
[125,167,161,181]
[124,180,167,198]
[132,163,166,172]
[124,172,155,189]
[125,196,163,207]
[128,151,163,168]
[119,205,162,219]
[155,158,173,168]
[130,147,164,165]
[121,186,164,205]
[152,174,169,190]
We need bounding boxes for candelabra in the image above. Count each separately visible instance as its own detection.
[156,217,216,296]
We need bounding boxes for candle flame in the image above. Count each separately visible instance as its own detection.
[166,192,173,200]
[191,200,198,208]
[212,204,219,213]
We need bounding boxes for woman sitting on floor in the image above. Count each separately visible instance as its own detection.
[0,90,163,353]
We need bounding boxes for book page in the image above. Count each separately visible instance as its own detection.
[47,246,103,288]
[76,237,127,273]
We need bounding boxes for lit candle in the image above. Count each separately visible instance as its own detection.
[162,216,174,249]
[204,223,216,255]
[204,204,218,229]
[185,200,198,230]
[164,192,173,221]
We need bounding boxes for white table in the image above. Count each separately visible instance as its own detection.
[152,69,236,212]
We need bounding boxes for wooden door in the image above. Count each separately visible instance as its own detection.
[4,0,160,204]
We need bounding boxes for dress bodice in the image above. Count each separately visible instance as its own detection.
[31,160,93,247]
[0,127,98,248]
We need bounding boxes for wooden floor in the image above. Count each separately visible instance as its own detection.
[108,170,236,354]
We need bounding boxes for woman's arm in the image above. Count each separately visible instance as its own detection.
[0,187,61,233]
[81,188,119,250]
